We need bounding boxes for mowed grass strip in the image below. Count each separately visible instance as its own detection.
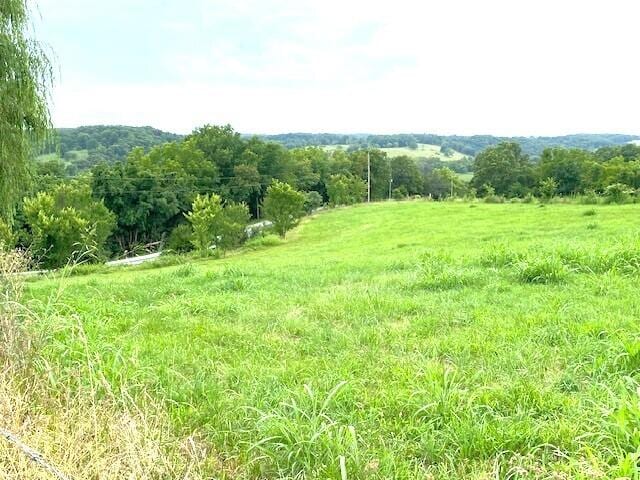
[26,201,640,479]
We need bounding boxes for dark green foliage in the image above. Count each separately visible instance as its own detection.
[391,155,422,195]
[423,167,467,199]
[471,142,535,196]
[304,191,324,213]
[392,186,409,200]
[166,224,193,253]
[40,126,182,170]
[91,140,217,250]
[538,148,594,195]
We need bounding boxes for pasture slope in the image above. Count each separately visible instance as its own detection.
[324,143,469,162]
[27,201,640,479]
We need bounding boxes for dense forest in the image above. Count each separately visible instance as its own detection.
[262,132,640,157]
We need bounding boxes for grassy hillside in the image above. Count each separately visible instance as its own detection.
[27,201,640,478]
[325,143,469,162]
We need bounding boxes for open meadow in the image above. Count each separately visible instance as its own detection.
[25,201,640,479]
[323,143,469,162]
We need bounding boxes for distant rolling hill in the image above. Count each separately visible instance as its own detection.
[324,143,470,163]
[38,125,183,172]
[262,132,640,157]
[38,126,640,176]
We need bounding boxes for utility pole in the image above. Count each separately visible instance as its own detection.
[388,157,393,200]
[367,149,371,203]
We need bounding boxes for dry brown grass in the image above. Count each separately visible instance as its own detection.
[0,251,218,480]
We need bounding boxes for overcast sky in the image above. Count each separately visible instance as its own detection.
[33,0,640,136]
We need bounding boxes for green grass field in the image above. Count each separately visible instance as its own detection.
[26,201,640,478]
[325,143,469,162]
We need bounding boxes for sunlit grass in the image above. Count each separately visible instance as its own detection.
[26,200,640,478]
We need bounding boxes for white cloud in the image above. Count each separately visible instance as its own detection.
[43,0,640,135]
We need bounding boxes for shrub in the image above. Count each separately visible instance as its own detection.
[392,186,409,200]
[23,182,116,268]
[185,194,250,255]
[479,244,524,268]
[166,223,193,253]
[262,181,306,238]
[583,209,597,216]
[304,191,324,213]
[578,190,600,205]
[604,183,634,204]
[418,251,479,290]
[185,194,223,255]
[539,177,558,202]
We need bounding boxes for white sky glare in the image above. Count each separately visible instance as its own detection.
[33,0,640,136]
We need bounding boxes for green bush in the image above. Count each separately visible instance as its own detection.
[166,223,193,253]
[392,186,409,200]
[23,182,116,268]
[578,190,600,205]
[185,194,250,255]
[263,181,306,238]
[604,183,634,204]
[304,191,324,213]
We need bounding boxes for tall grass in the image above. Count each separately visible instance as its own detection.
[0,251,216,479]
[21,201,640,479]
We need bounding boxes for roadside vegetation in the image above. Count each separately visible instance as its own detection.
[23,201,640,479]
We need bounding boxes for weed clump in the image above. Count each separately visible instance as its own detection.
[417,252,480,290]
[515,256,569,284]
[173,263,195,277]
[249,381,360,478]
[245,234,284,250]
[479,244,524,268]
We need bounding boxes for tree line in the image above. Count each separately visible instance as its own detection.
[2,124,640,269]
[263,132,640,156]
[39,125,183,173]
[471,142,640,200]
